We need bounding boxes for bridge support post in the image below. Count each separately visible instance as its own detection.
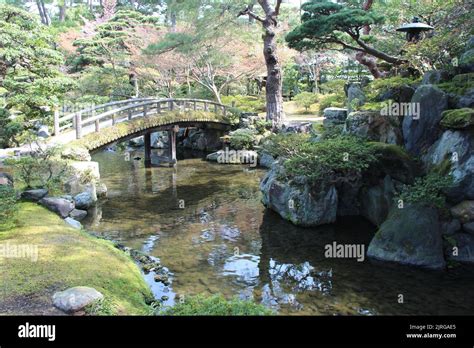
[168,126,178,167]
[144,132,152,168]
[54,108,60,136]
[75,112,82,139]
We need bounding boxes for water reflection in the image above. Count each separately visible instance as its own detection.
[85,148,474,315]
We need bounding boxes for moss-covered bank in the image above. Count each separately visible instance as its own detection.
[0,203,153,315]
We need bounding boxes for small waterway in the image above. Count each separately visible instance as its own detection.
[84,148,474,315]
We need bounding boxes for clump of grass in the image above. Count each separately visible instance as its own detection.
[158,294,273,316]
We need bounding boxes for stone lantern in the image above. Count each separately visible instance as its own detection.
[396,17,434,43]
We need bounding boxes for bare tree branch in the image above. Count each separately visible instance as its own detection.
[238,6,264,23]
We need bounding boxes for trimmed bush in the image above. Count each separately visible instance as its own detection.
[397,173,453,209]
[229,128,257,150]
[0,185,17,226]
[221,95,265,113]
[294,91,318,111]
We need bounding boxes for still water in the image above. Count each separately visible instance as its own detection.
[84,148,474,315]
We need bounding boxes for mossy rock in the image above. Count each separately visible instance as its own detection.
[368,142,420,184]
[438,73,474,95]
[440,108,474,129]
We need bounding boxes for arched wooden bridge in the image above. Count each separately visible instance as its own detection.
[53,98,234,166]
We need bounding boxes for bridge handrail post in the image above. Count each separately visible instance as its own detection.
[143,104,148,117]
[157,101,161,114]
[169,100,174,111]
[53,108,60,136]
[75,112,82,139]
[92,109,99,132]
[204,102,209,112]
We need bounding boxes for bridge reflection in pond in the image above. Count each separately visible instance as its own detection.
[84,148,474,315]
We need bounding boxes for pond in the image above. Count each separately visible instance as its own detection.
[84,147,474,315]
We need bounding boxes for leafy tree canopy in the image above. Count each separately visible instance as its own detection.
[286,0,402,65]
[0,5,74,121]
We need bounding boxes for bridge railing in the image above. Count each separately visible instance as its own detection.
[54,98,233,140]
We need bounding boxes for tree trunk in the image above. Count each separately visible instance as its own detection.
[355,0,387,78]
[59,1,67,22]
[36,0,50,25]
[263,20,284,128]
[239,0,284,129]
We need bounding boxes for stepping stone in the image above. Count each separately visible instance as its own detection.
[52,287,103,313]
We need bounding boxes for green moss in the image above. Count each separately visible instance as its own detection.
[438,73,474,95]
[368,142,414,166]
[158,294,273,316]
[0,203,153,315]
[430,157,453,176]
[365,76,420,101]
[361,101,391,112]
[440,108,474,129]
[367,142,418,183]
[70,110,230,151]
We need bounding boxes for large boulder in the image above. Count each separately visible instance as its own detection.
[151,131,169,149]
[61,146,92,162]
[360,175,396,226]
[402,85,448,155]
[182,129,224,152]
[74,187,96,210]
[367,205,445,269]
[259,152,276,169]
[69,209,88,221]
[0,172,14,187]
[421,70,452,85]
[128,136,144,147]
[423,130,474,201]
[459,49,474,73]
[323,107,348,128]
[39,197,75,218]
[347,83,366,114]
[260,163,338,226]
[445,233,474,263]
[206,150,258,166]
[450,201,474,224]
[52,286,103,313]
[64,161,100,204]
[368,143,418,184]
[453,88,474,109]
[65,217,82,230]
[282,122,313,134]
[21,189,48,201]
[344,111,403,145]
[376,85,416,104]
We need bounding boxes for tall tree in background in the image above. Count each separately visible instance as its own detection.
[36,0,50,25]
[239,0,284,129]
[286,0,405,78]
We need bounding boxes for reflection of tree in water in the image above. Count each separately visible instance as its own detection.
[261,259,333,311]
